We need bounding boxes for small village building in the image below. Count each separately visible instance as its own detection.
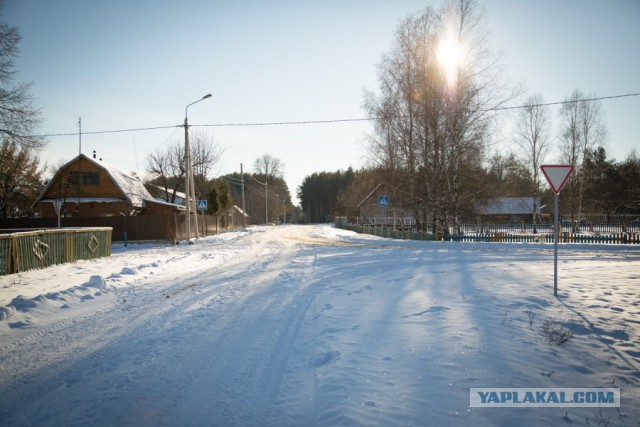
[477,197,542,222]
[356,182,422,229]
[33,154,184,218]
[146,184,186,206]
[220,205,250,228]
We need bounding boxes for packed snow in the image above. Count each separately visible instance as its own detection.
[0,224,638,426]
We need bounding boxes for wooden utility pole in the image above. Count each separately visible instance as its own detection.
[241,163,246,228]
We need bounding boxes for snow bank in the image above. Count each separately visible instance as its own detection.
[0,225,638,426]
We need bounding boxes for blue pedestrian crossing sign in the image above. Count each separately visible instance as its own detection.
[377,195,389,207]
[196,199,207,211]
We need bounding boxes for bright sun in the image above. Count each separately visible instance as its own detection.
[436,29,464,89]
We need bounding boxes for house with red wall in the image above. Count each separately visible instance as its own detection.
[33,154,184,218]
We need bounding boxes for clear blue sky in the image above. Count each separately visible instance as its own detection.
[5,0,640,203]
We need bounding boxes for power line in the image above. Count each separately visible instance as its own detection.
[28,92,640,137]
[197,92,640,126]
[220,175,244,185]
[490,92,640,112]
[219,176,267,196]
[199,117,375,128]
[37,125,180,138]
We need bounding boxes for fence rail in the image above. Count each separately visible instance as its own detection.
[447,232,639,244]
[0,214,246,243]
[341,224,640,245]
[456,221,640,235]
[0,227,112,275]
[347,220,640,235]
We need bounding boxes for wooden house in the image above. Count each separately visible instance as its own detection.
[33,154,184,218]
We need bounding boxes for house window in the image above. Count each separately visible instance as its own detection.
[69,171,100,185]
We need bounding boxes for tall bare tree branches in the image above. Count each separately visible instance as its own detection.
[0,8,44,150]
[364,0,514,233]
[559,89,608,221]
[253,153,284,182]
[190,129,224,183]
[513,94,550,192]
[145,130,223,203]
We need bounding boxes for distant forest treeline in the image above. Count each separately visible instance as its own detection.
[297,148,640,225]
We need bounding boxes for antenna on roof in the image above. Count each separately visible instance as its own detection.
[78,117,82,155]
[133,137,140,178]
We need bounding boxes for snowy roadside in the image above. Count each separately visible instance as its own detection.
[0,228,257,325]
[0,224,638,426]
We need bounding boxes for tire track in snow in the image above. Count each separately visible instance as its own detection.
[0,269,253,425]
[0,232,277,423]
[156,244,322,426]
[0,294,120,393]
[0,229,323,426]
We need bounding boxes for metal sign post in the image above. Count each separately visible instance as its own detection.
[53,199,62,228]
[553,192,559,295]
[196,200,207,237]
[540,165,574,297]
[378,196,389,228]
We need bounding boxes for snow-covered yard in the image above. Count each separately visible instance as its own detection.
[0,224,638,426]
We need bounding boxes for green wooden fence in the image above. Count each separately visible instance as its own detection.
[0,227,112,275]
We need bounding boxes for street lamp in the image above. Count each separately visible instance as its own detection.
[184,93,212,244]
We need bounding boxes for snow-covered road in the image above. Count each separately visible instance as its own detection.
[1,225,639,426]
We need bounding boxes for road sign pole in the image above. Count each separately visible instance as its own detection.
[53,199,62,228]
[553,192,559,297]
[541,165,574,298]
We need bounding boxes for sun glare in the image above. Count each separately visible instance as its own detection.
[436,28,464,89]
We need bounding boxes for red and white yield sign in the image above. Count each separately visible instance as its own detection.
[540,164,575,297]
[541,165,574,194]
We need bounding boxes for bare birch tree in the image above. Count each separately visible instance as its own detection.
[364,0,514,234]
[576,93,607,222]
[559,90,582,219]
[559,89,607,222]
[513,93,550,225]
